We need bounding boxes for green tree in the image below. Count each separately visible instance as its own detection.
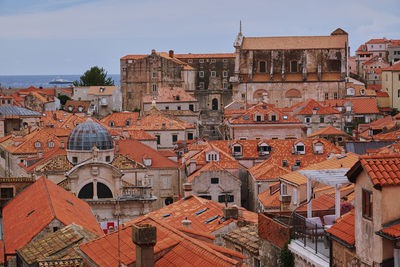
[58,94,71,106]
[73,66,114,86]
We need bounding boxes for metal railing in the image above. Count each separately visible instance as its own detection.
[292,212,330,258]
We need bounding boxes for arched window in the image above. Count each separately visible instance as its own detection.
[78,182,113,199]
[212,98,218,110]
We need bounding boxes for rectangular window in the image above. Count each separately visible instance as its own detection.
[223,82,227,89]
[290,61,298,72]
[256,115,262,122]
[156,135,160,145]
[282,160,288,167]
[187,132,193,140]
[128,92,132,99]
[211,59,216,63]
[362,189,373,219]
[398,90,400,98]
[189,104,194,111]
[211,71,216,77]
[211,178,219,184]
[199,82,204,89]
[281,183,287,195]
[188,59,193,63]
[177,106,181,110]
[305,117,311,123]
[152,84,157,92]
[199,71,204,78]
[334,92,338,99]
[162,177,171,189]
[165,106,169,110]
[172,135,178,143]
[296,145,305,152]
[320,117,324,123]
[259,61,266,72]
[1,187,14,199]
[199,195,211,200]
[199,59,204,63]
[218,194,234,203]
[293,189,297,204]
[233,146,241,153]
[152,72,157,78]
[271,115,277,121]
[325,93,329,100]
[223,71,228,77]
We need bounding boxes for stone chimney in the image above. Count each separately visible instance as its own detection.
[183,183,192,198]
[223,206,239,220]
[181,217,191,228]
[132,224,157,267]
[169,50,174,58]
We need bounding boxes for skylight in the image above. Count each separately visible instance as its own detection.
[194,208,208,216]
[205,215,219,224]
[162,213,172,218]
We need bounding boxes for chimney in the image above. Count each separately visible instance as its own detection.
[151,49,156,55]
[183,183,192,198]
[169,50,174,58]
[132,224,157,267]
[181,217,191,228]
[223,206,239,220]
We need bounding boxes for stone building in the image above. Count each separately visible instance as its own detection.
[230,28,349,108]
[24,91,59,112]
[382,62,400,110]
[120,50,236,139]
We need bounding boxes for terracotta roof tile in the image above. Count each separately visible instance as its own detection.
[65,100,91,113]
[174,53,235,59]
[258,185,280,209]
[249,163,290,181]
[382,61,400,71]
[308,126,352,138]
[142,87,197,103]
[80,215,243,267]
[118,139,178,168]
[188,161,239,182]
[326,210,355,246]
[374,129,400,141]
[228,102,301,125]
[323,98,380,114]
[135,113,195,131]
[379,221,400,239]
[365,38,389,44]
[3,177,103,254]
[359,154,400,186]
[293,99,340,115]
[101,112,139,128]
[297,194,335,211]
[87,86,117,96]
[242,35,347,50]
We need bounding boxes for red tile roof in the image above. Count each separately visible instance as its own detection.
[118,139,178,168]
[100,112,139,128]
[326,210,355,246]
[188,161,239,182]
[297,194,335,211]
[359,154,400,186]
[174,53,235,59]
[140,195,257,233]
[258,185,280,209]
[294,99,340,115]
[379,221,400,239]
[365,38,389,44]
[2,177,103,254]
[228,102,301,125]
[249,163,290,181]
[323,98,380,114]
[382,61,400,71]
[373,129,400,141]
[135,114,195,131]
[143,87,197,104]
[80,216,241,267]
[258,213,290,249]
[307,126,352,138]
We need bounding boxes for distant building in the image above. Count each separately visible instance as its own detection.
[382,61,400,110]
[231,28,349,107]
[0,105,41,138]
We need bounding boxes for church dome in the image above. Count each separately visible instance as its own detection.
[67,119,114,151]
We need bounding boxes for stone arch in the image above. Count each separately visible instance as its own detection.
[285,89,302,98]
[253,89,268,101]
[77,181,113,199]
[212,98,218,110]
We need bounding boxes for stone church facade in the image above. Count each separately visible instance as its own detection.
[230,28,349,108]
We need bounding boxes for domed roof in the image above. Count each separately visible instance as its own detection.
[67,119,113,151]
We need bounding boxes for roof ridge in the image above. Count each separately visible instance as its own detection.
[41,177,57,219]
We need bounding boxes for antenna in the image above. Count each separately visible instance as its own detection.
[240,20,242,34]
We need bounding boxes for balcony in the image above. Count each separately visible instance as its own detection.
[118,186,157,201]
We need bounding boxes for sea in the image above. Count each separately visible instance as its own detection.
[0,74,120,88]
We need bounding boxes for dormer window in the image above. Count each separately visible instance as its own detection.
[258,142,272,155]
[313,141,324,154]
[99,87,105,93]
[47,141,54,148]
[282,160,288,167]
[143,158,152,166]
[110,121,114,127]
[254,114,263,122]
[206,152,219,162]
[232,144,242,156]
[78,106,83,112]
[126,120,130,126]
[68,106,73,111]
[271,114,277,122]
[34,141,42,148]
[294,142,305,155]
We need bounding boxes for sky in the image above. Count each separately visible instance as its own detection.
[1,0,400,75]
